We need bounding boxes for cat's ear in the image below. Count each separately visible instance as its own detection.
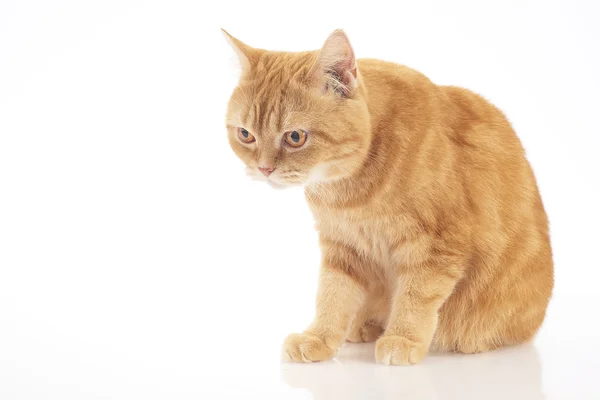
[312,29,358,96]
[221,29,257,77]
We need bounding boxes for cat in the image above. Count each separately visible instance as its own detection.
[222,29,553,365]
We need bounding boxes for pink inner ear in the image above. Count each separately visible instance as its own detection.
[344,66,357,82]
[316,30,358,95]
[332,46,356,80]
[329,60,357,94]
[350,66,357,78]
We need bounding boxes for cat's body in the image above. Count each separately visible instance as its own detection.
[308,59,553,353]
[224,30,553,364]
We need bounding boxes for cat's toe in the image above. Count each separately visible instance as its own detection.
[375,335,428,365]
[282,333,337,363]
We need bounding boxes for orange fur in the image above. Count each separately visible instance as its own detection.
[223,29,553,365]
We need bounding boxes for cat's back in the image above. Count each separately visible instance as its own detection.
[358,58,520,150]
[357,58,437,107]
[339,56,552,353]
[359,55,551,278]
[357,58,428,83]
[361,57,537,197]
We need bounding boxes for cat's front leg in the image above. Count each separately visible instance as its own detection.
[375,255,464,365]
[283,243,366,363]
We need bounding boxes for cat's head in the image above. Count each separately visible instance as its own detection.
[223,29,371,188]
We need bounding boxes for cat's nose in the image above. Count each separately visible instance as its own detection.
[258,166,274,177]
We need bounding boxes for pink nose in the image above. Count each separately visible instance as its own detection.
[258,166,274,177]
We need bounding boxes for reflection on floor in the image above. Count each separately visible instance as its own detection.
[282,343,543,400]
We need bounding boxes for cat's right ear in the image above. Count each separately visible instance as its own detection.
[221,29,256,77]
[311,29,358,97]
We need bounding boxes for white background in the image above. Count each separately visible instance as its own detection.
[1,0,599,399]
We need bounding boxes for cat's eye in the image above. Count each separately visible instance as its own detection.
[237,128,255,143]
[284,130,308,147]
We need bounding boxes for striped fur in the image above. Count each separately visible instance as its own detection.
[224,29,553,365]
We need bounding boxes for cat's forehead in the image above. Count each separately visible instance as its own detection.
[247,53,314,102]
[234,54,317,134]
[252,51,314,83]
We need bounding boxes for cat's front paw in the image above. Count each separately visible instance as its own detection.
[375,335,428,365]
[282,333,337,363]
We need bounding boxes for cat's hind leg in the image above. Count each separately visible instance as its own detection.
[346,292,388,343]
[347,319,384,343]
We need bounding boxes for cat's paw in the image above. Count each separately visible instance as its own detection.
[347,320,383,343]
[282,333,337,363]
[375,335,428,365]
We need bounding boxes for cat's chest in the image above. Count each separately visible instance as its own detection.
[316,210,417,267]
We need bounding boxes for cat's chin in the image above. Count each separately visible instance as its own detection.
[267,180,299,190]
[267,181,286,190]
[246,173,300,189]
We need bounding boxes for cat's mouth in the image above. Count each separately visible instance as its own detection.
[245,167,306,188]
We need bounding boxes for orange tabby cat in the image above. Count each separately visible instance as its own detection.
[223,29,553,365]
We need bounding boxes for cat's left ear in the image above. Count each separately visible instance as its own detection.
[311,29,358,96]
[221,29,257,77]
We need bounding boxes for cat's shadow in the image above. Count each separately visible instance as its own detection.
[281,343,544,400]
